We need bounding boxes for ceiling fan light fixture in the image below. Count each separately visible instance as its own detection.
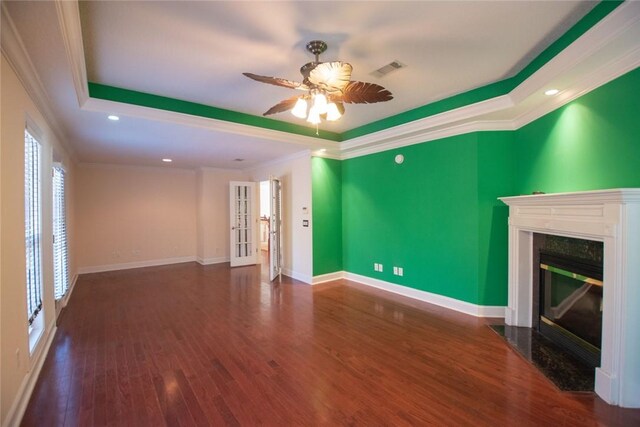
[307,105,321,125]
[313,92,328,115]
[243,40,393,130]
[325,102,342,121]
[291,98,308,118]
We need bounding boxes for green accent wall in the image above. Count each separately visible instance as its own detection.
[515,66,640,193]
[312,158,343,275]
[339,132,513,305]
[312,66,640,306]
[477,132,514,305]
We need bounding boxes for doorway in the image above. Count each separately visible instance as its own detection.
[258,178,282,281]
[259,180,270,280]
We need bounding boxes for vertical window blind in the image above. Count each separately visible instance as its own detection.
[25,130,43,325]
[53,165,69,300]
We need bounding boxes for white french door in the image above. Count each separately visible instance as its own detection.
[269,177,282,281]
[229,182,259,267]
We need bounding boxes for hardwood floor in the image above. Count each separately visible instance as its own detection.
[21,262,640,426]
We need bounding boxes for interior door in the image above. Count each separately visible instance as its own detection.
[269,177,282,281]
[229,181,258,267]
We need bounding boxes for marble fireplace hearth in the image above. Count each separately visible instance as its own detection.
[500,189,640,408]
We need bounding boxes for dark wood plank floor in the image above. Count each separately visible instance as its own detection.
[22,262,640,426]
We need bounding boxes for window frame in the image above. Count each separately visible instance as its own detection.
[52,163,69,303]
[24,123,45,354]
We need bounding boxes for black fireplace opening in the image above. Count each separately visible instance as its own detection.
[539,250,603,368]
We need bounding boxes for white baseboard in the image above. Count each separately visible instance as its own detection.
[196,256,229,265]
[282,268,312,284]
[77,256,197,274]
[337,272,505,318]
[4,321,57,427]
[595,368,617,406]
[312,270,346,284]
[62,273,79,308]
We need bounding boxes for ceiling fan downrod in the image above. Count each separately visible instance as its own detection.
[306,40,327,63]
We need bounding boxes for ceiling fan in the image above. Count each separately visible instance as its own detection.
[243,40,393,126]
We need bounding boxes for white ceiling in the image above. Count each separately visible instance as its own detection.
[79,0,594,131]
[1,1,610,169]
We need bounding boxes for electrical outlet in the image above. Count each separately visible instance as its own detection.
[398,267,404,276]
[379,264,383,272]
[393,266,398,275]
[374,263,379,271]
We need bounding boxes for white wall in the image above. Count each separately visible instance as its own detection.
[75,164,198,272]
[196,167,248,264]
[1,53,76,426]
[248,151,313,283]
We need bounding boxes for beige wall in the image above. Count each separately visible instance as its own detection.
[75,164,197,271]
[1,54,76,425]
[196,168,248,263]
[249,152,313,283]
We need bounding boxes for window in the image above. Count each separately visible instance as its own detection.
[52,165,69,300]
[25,129,43,325]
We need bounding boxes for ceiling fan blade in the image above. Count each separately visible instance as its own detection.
[263,95,301,116]
[243,73,309,91]
[337,81,393,104]
[308,62,353,91]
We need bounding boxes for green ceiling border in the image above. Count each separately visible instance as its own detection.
[88,83,342,141]
[341,0,623,140]
[86,0,622,143]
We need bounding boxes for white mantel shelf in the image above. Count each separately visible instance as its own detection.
[499,188,640,408]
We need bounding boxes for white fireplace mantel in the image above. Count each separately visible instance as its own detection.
[499,188,640,408]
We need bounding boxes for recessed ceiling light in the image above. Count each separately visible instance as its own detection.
[544,89,559,96]
[162,158,172,163]
[319,148,327,153]
[108,115,120,121]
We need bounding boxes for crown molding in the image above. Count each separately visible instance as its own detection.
[509,0,640,106]
[340,120,515,160]
[513,44,640,130]
[81,97,336,150]
[55,0,89,107]
[243,149,311,174]
[1,3,78,162]
[339,95,514,153]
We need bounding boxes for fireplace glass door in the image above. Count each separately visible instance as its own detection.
[539,252,602,367]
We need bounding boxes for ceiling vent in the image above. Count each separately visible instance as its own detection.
[371,60,406,78]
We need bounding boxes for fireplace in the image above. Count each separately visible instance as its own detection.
[500,189,640,408]
[538,248,603,368]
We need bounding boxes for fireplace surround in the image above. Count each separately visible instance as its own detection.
[500,189,640,408]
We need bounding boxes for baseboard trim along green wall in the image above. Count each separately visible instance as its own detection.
[312,66,640,314]
[311,271,505,317]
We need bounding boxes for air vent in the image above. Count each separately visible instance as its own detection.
[371,60,406,78]
[234,158,244,162]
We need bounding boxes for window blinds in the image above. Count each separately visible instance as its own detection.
[53,165,69,300]
[25,130,42,325]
